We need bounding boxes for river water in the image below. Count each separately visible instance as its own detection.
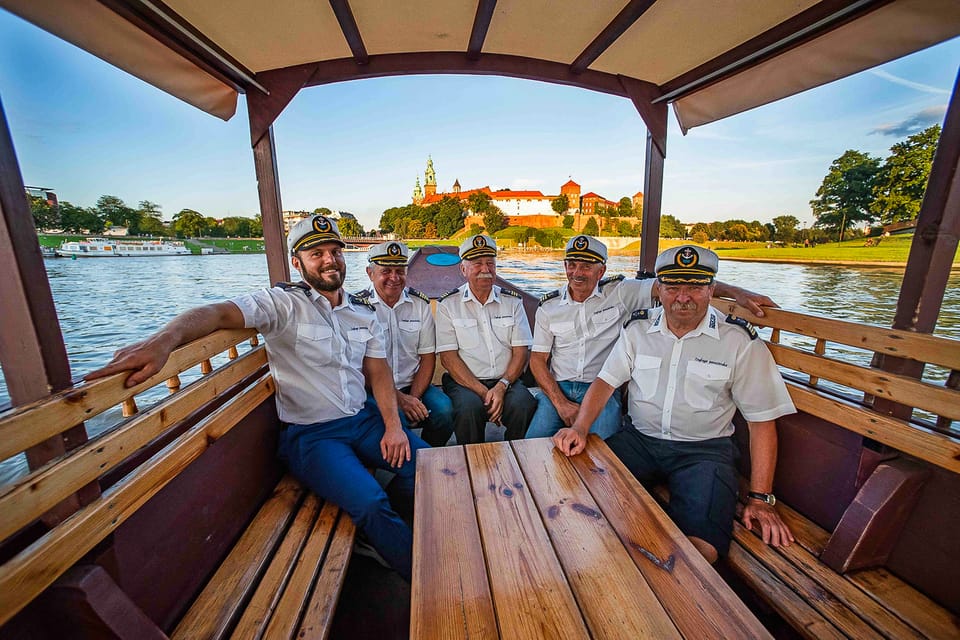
[1,252,958,481]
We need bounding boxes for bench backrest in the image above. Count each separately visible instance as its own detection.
[0,329,279,632]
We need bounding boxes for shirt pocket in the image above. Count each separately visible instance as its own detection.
[550,320,577,347]
[592,306,621,329]
[491,315,515,342]
[452,318,479,349]
[398,319,421,333]
[685,360,731,410]
[630,354,662,400]
[347,327,374,368]
[296,323,334,366]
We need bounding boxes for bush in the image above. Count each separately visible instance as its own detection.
[533,228,567,248]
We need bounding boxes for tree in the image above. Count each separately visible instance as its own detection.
[338,216,364,237]
[59,201,103,233]
[551,195,569,215]
[467,192,495,215]
[810,150,880,242]
[582,217,600,236]
[468,223,483,236]
[172,209,207,238]
[29,195,59,230]
[424,222,438,238]
[406,219,423,237]
[617,197,633,217]
[251,214,263,237]
[136,201,166,236]
[871,124,940,224]
[659,214,685,239]
[562,215,574,229]
[772,215,799,244]
[692,231,709,244]
[482,206,507,234]
[96,195,140,233]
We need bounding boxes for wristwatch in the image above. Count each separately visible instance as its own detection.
[748,491,776,506]
[498,377,511,390]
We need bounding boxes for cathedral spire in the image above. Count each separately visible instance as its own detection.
[413,176,423,204]
[424,156,437,197]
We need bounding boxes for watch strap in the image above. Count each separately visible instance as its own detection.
[748,491,776,505]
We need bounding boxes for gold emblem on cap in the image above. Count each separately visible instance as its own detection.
[676,247,699,267]
[473,235,486,248]
[313,216,331,233]
[387,243,401,256]
[573,236,588,251]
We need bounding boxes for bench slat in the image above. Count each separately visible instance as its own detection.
[0,374,274,628]
[733,522,886,639]
[171,475,304,640]
[411,446,497,640]
[726,544,847,640]
[230,493,322,640]
[847,568,960,640]
[0,329,257,460]
[512,438,682,639]
[572,436,772,639]
[295,511,356,640]
[735,522,926,639]
[262,498,341,639]
[769,343,960,421]
[466,441,591,640]
[0,348,268,543]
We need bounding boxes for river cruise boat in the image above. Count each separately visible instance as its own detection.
[0,2,958,639]
[56,237,192,257]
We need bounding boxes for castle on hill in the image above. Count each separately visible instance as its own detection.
[412,157,643,232]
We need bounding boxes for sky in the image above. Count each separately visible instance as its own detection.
[0,10,957,231]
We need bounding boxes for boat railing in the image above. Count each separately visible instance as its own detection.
[712,298,960,475]
[0,328,269,626]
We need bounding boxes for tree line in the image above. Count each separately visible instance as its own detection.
[810,125,939,241]
[30,194,264,238]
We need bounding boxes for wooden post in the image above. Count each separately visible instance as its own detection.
[201,360,213,375]
[0,94,99,518]
[166,375,181,393]
[252,126,290,286]
[640,133,665,277]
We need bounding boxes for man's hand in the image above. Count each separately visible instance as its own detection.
[397,391,429,424]
[83,334,176,388]
[556,398,580,427]
[484,383,506,423]
[380,428,411,469]
[733,289,778,318]
[743,501,794,548]
[552,427,587,457]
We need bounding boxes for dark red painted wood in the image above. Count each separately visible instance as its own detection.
[467,0,498,61]
[329,0,369,65]
[247,64,321,148]
[619,75,667,158]
[639,130,664,276]
[251,127,290,286]
[570,0,658,75]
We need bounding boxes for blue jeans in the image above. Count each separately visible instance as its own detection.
[525,380,622,439]
[366,385,455,447]
[277,401,429,581]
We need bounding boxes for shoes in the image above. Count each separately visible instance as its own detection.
[353,537,391,569]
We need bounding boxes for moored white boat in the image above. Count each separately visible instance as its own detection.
[56,238,191,257]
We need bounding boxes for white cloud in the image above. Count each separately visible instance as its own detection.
[868,70,951,95]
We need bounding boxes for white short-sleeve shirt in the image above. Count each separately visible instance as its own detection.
[598,305,795,441]
[435,284,533,380]
[533,276,656,382]
[364,287,436,389]
[231,285,386,425]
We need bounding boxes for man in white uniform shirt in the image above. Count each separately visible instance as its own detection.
[553,245,796,564]
[435,234,537,444]
[85,215,428,581]
[359,241,454,446]
[528,234,776,441]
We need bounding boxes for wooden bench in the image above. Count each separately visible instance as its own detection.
[0,330,355,638]
[708,300,960,639]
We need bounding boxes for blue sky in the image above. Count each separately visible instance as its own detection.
[0,9,956,231]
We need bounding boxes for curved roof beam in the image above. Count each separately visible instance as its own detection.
[570,0,658,75]
[248,52,666,149]
[467,0,498,61]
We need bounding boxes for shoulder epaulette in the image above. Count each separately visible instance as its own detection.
[725,315,758,340]
[539,289,561,306]
[501,289,522,298]
[348,292,375,311]
[623,308,649,328]
[599,274,625,290]
[406,287,430,303]
[437,288,460,303]
[354,288,372,298]
[275,281,311,295]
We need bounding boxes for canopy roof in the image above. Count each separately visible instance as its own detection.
[3,0,959,137]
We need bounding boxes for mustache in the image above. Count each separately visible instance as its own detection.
[671,302,698,311]
[477,273,494,279]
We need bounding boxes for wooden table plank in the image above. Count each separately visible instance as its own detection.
[466,442,590,640]
[572,436,772,639]
[411,446,498,640]
[512,438,682,639]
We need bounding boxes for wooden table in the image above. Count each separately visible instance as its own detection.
[411,435,771,639]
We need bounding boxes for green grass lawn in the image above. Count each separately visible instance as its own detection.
[704,235,926,263]
[187,238,266,252]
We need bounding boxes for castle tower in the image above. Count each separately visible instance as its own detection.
[560,179,581,212]
[413,177,423,204]
[424,156,437,198]
[453,178,461,194]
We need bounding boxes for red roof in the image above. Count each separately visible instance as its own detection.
[419,186,493,205]
[581,192,602,199]
[561,179,580,188]
[634,191,644,198]
[490,190,547,198]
